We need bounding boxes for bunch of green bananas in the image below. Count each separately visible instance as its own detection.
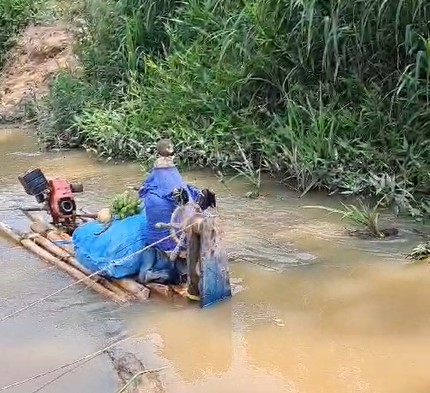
[110,191,141,220]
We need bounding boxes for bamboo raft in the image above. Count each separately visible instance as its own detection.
[0,213,195,304]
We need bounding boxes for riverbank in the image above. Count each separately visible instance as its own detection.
[0,0,429,220]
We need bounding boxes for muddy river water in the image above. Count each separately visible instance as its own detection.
[0,126,429,393]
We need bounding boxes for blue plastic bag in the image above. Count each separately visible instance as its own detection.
[72,210,148,279]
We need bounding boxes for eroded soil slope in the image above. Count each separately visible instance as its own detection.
[0,25,74,121]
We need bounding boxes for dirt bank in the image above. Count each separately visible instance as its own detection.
[0,24,74,122]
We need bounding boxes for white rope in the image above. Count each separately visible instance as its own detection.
[115,368,167,393]
[0,337,133,392]
[0,216,214,323]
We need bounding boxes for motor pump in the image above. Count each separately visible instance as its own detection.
[18,168,84,232]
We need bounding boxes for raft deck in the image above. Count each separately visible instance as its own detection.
[0,214,197,304]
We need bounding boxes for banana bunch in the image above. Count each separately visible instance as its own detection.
[110,191,141,220]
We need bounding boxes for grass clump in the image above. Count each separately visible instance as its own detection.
[304,199,386,238]
[0,0,42,67]
[408,242,430,261]
[229,142,262,198]
[38,0,430,217]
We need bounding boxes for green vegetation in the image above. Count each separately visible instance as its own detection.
[34,0,430,218]
[229,142,262,198]
[304,200,385,238]
[0,0,41,67]
[408,241,430,261]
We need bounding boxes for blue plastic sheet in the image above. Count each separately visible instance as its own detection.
[137,247,187,285]
[71,165,232,307]
[72,211,148,279]
[199,248,232,308]
[139,166,200,253]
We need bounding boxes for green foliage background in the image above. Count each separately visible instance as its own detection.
[0,0,42,66]
[6,0,430,217]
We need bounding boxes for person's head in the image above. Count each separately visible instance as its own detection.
[157,139,174,157]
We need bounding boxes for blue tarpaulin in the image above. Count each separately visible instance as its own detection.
[139,166,200,253]
[72,166,201,282]
[72,211,148,279]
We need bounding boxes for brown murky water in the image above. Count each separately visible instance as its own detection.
[0,126,429,393]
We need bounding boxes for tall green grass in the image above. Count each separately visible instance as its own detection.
[0,0,41,67]
[39,0,430,217]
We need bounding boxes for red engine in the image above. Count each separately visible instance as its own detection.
[18,168,84,234]
[47,179,77,226]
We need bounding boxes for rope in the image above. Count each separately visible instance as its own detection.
[30,354,99,393]
[0,215,215,323]
[30,354,166,393]
[0,337,133,392]
[115,368,168,393]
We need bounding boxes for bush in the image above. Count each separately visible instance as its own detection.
[39,0,430,217]
[36,71,111,148]
[0,0,41,67]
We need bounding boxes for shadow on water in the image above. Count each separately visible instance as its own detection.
[1,126,430,393]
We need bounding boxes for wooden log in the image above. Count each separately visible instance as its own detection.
[0,222,128,303]
[114,280,150,301]
[20,238,127,304]
[29,222,49,236]
[0,221,127,304]
[145,283,173,298]
[0,222,23,243]
[23,211,56,230]
[30,234,132,302]
[30,222,149,301]
[31,233,72,260]
[46,230,75,255]
[171,284,188,297]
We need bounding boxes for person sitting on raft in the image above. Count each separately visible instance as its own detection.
[137,138,216,288]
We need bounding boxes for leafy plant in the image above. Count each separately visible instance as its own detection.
[304,199,385,238]
[407,242,430,261]
[229,141,262,198]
